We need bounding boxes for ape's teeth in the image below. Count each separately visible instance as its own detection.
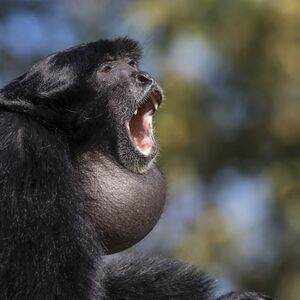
[151,96,159,111]
[134,109,138,115]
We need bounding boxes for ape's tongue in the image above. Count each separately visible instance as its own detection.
[129,100,155,156]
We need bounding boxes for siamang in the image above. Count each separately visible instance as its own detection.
[0,37,272,299]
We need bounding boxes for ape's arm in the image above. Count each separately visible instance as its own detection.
[102,254,215,300]
[102,255,274,300]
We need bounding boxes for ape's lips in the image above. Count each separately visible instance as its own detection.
[128,88,162,156]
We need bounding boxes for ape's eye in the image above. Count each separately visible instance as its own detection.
[100,65,112,73]
[128,60,137,68]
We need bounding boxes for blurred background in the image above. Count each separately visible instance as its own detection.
[1,0,300,298]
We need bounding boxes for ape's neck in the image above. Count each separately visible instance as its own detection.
[77,152,166,254]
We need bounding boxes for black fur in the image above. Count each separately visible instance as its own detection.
[0,37,272,299]
[217,292,274,300]
[102,255,214,299]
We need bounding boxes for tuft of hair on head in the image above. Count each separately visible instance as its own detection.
[94,37,143,63]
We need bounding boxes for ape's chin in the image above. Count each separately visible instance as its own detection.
[116,126,158,174]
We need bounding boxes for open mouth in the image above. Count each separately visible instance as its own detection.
[128,88,162,156]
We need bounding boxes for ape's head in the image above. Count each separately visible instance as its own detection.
[2,38,166,253]
[4,37,163,174]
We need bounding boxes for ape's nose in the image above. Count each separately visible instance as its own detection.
[135,72,153,85]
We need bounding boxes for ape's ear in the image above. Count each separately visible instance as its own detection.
[0,54,80,124]
[3,53,80,105]
[35,56,78,100]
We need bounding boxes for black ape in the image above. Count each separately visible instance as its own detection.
[0,37,272,299]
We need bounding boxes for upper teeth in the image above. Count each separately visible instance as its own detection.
[134,109,138,115]
[151,95,159,111]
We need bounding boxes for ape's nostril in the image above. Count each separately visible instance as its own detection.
[136,72,153,85]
